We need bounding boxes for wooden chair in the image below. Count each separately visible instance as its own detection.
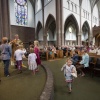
[70,51,73,57]
[56,50,60,58]
[65,50,68,57]
[59,50,63,58]
[92,58,100,77]
[49,51,55,59]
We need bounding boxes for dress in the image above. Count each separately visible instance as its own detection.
[64,65,75,82]
[34,47,41,65]
[28,53,37,70]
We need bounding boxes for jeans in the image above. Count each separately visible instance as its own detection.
[3,60,10,76]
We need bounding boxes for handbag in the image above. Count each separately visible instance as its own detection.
[71,71,77,78]
[71,66,77,78]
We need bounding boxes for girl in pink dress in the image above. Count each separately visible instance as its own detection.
[34,40,41,71]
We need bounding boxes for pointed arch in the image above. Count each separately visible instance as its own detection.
[45,14,56,30]
[45,14,56,36]
[45,14,56,45]
[82,21,90,33]
[82,21,90,44]
[64,14,79,45]
[36,21,42,34]
[64,14,79,33]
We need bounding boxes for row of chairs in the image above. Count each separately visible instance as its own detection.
[40,50,64,60]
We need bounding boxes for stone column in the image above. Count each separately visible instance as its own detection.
[42,1,47,46]
[78,4,82,46]
[61,0,64,46]
[0,0,3,40]
[1,0,10,39]
[56,0,62,46]
[89,10,93,44]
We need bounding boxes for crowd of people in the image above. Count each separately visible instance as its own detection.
[60,45,100,93]
[0,34,41,80]
[0,34,100,93]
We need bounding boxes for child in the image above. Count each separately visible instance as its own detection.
[14,45,26,73]
[28,48,37,75]
[61,58,77,93]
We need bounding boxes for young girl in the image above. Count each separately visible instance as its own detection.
[28,48,37,75]
[34,40,41,72]
[61,58,77,93]
[14,45,26,73]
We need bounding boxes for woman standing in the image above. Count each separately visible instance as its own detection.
[34,40,41,71]
[0,37,12,77]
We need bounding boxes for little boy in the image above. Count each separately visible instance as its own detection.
[14,45,26,73]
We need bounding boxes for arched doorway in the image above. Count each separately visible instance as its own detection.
[64,14,79,46]
[45,14,56,46]
[82,21,90,46]
[36,21,43,45]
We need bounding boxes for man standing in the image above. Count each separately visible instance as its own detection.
[9,34,22,66]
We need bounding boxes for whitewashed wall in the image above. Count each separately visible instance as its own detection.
[65,26,76,40]
[38,28,43,41]
[92,4,99,26]
[63,0,80,30]
[35,0,56,37]
[35,0,43,27]
[81,0,91,29]
[44,0,56,27]
[38,28,56,41]
[47,29,56,41]
[81,32,88,41]
[9,0,35,27]
[35,11,43,27]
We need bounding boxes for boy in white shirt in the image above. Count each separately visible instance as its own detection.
[14,45,26,73]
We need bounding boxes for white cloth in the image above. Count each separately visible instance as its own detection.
[14,49,26,61]
[97,49,100,55]
[89,49,96,53]
[28,53,37,70]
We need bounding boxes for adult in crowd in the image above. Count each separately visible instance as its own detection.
[72,50,79,66]
[9,34,23,67]
[76,49,89,76]
[0,37,12,77]
[34,40,41,71]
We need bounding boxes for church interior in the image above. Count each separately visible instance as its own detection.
[0,0,100,100]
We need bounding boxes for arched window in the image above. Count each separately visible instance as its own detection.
[14,0,28,25]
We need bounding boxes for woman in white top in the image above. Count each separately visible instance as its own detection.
[28,48,37,75]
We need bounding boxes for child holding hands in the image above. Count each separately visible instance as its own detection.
[61,58,77,93]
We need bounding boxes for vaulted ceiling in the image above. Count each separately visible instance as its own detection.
[31,0,100,11]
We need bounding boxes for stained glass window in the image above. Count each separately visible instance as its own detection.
[14,0,28,25]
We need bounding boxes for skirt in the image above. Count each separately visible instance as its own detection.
[29,61,37,70]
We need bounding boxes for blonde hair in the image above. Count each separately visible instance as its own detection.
[16,45,21,49]
[2,37,8,44]
[66,58,72,62]
[34,40,39,46]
